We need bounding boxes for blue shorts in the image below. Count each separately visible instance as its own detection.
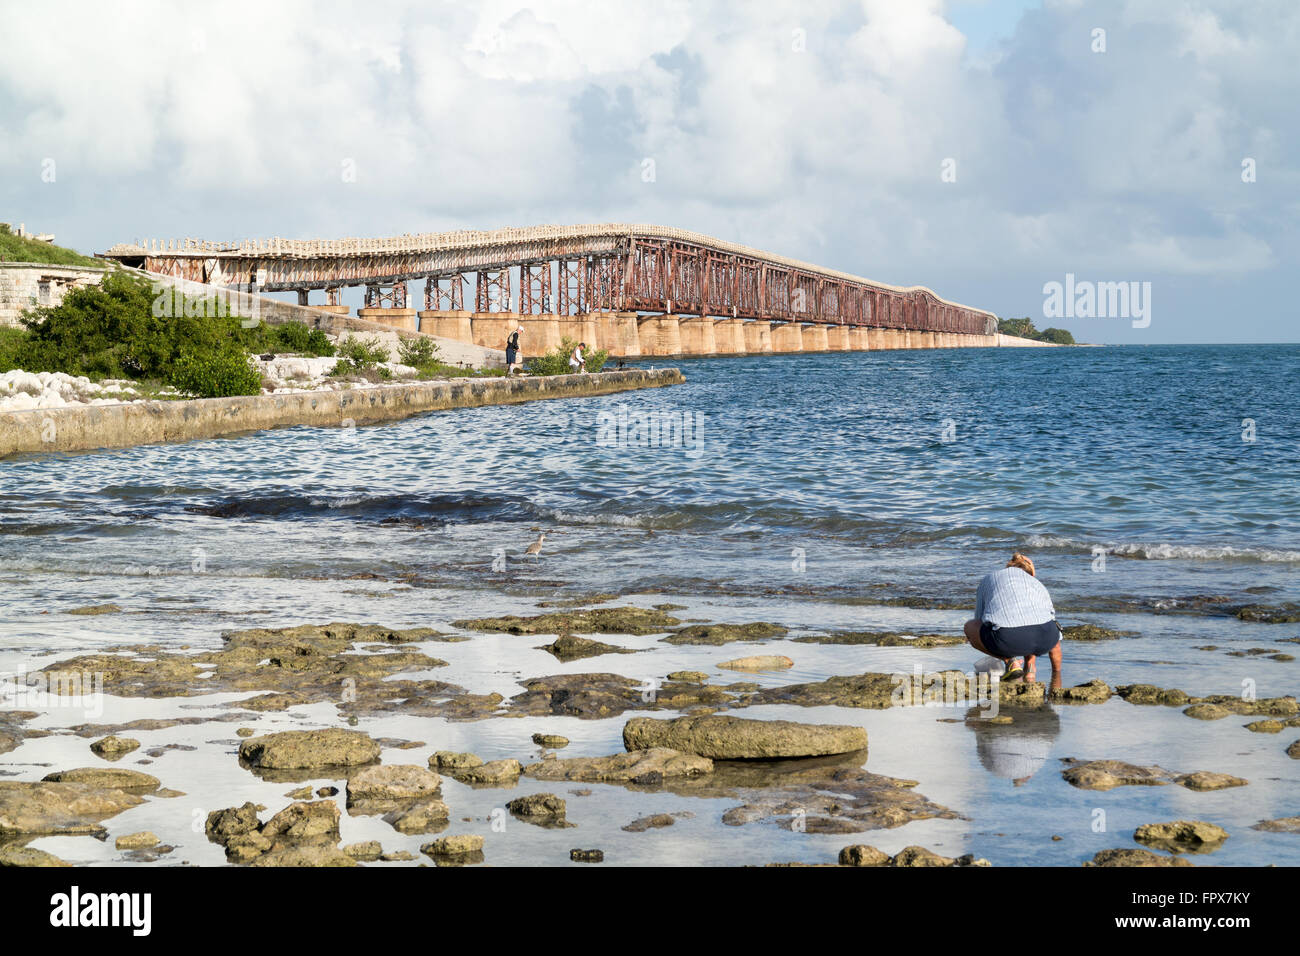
[980,620,1060,658]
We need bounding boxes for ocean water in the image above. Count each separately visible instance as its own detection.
[1,344,1298,866]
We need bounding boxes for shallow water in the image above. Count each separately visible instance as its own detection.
[1,345,1298,866]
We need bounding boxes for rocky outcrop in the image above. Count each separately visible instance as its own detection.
[1061,624,1136,641]
[41,768,160,791]
[385,799,451,834]
[89,735,140,759]
[743,670,1045,710]
[523,748,713,784]
[1134,820,1228,853]
[206,799,352,865]
[506,793,572,827]
[429,751,482,771]
[454,606,680,635]
[532,734,569,748]
[539,634,638,662]
[661,622,788,645]
[1086,848,1194,867]
[1250,816,1300,833]
[345,764,441,808]
[622,715,867,760]
[0,845,70,866]
[1116,684,1190,706]
[718,655,794,671]
[238,729,381,770]
[0,781,146,837]
[1060,759,1246,792]
[793,632,962,647]
[1049,679,1112,704]
[114,831,160,850]
[422,834,484,860]
[506,672,733,719]
[452,759,521,786]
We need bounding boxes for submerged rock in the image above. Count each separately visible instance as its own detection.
[0,781,145,837]
[1086,848,1194,867]
[115,831,160,850]
[452,759,521,786]
[1115,684,1190,706]
[539,634,638,662]
[89,735,140,759]
[718,655,794,671]
[531,733,569,749]
[793,632,962,647]
[622,715,868,760]
[667,671,709,682]
[41,767,160,791]
[570,848,604,863]
[1133,820,1228,853]
[0,845,70,867]
[1250,816,1300,833]
[1060,759,1246,792]
[522,748,713,784]
[1288,739,1300,759]
[1049,679,1113,704]
[743,670,1043,710]
[429,751,482,771]
[1184,703,1231,720]
[506,793,572,827]
[345,764,441,808]
[422,834,484,858]
[661,622,788,645]
[622,812,686,832]
[506,672,733,719]
[1236,603,1300,624]
[238,729,381,770]
[1060,624,1136,641]
[1245,719,1284,733]
[454,606,680,635]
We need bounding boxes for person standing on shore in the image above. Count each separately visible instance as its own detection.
[505,324,523,376]
[963,553,1062,688]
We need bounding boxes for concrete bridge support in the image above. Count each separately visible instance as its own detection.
[714,318,746,355]
[770,322,803,353]
[519,315,563,354]
[471,313,516,350]
[557,313,599,349]
[418,310,472,342]
[637,314,682,357]
[825,325,848,350]
[595,312,641,357]
[358,307,416,332]
[801,324,829,352]
[848,327,870,350]
[743,321,772,353]
[678,316,716,356]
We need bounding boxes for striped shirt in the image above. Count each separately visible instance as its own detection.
[974,566,1056,628]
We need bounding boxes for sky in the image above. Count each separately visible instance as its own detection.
[0,0,1295,344]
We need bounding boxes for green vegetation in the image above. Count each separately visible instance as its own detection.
[0,271,337,398]
[396,335,441,372]
[526,336,609,376]
[330,335,391,378]
[997,316,1076,345]
[0,223,101,268]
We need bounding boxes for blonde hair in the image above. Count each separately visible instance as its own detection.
[1007,552,1036,576]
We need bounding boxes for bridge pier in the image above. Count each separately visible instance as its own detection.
[471,313,516,351]
[637,314,683,357]
[847,327,870,350]
[742,321,772,353]
[714,318,746,355]
[557,313,599,350]
[678,316,716,355]
[418,309,472,341]
[801,324,829,352]
[519,315,563,354]
[595,312,641,357]
[824,325,848,350]
[770,322,803,353]
[357,307,417,332]
[315,305,350,315]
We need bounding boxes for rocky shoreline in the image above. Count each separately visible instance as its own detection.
[3,603,1297,868]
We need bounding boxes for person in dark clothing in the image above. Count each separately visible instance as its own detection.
[505,325,523,376]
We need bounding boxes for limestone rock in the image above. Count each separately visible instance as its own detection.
[41,768,159,791]
[205,802,263,843]
[249,844,357,867]
[622,812,679,832]
[422,834,484,857]
[454,606,679,635]
[343,841,383,861]
[532,734,569,748]
[1184,703,1231,721]
[386,799,451,834]
[839,844,891,867]
[1245,720,1284,733]
[114,831,159,850]
[1116,684,1189,706]
[622,715,867,760]
[261,800,341,845]
[1049,679,1112,704]
[570,848,604,862]
[1134,820,1228,853]
[540,634,637,662]
[0,781,145,837]
[452,759,521,786]
[1250,816,1300,833]
[0,845,71,866]
[661,622,788,645]
[90,735,140,759]
[429,751,482,771]
[523,748,713,784]
[506,792,572,827]
[238,729,381,770]
[345,764,441,807]
[718,655,794,671]
[1086,848,1194,867]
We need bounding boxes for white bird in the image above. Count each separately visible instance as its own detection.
[525,533,546,558]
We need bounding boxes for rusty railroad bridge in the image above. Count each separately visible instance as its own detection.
[103,223,1000,356]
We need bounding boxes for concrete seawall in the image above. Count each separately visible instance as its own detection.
[0,369,684,458]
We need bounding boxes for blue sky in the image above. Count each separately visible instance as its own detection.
[1,0,1295,343]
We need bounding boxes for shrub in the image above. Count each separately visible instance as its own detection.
[330,335,391,377]
[252,320,336,357]
[397,335,441,370]
[525,336,608,376]
[170,349,262,398]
